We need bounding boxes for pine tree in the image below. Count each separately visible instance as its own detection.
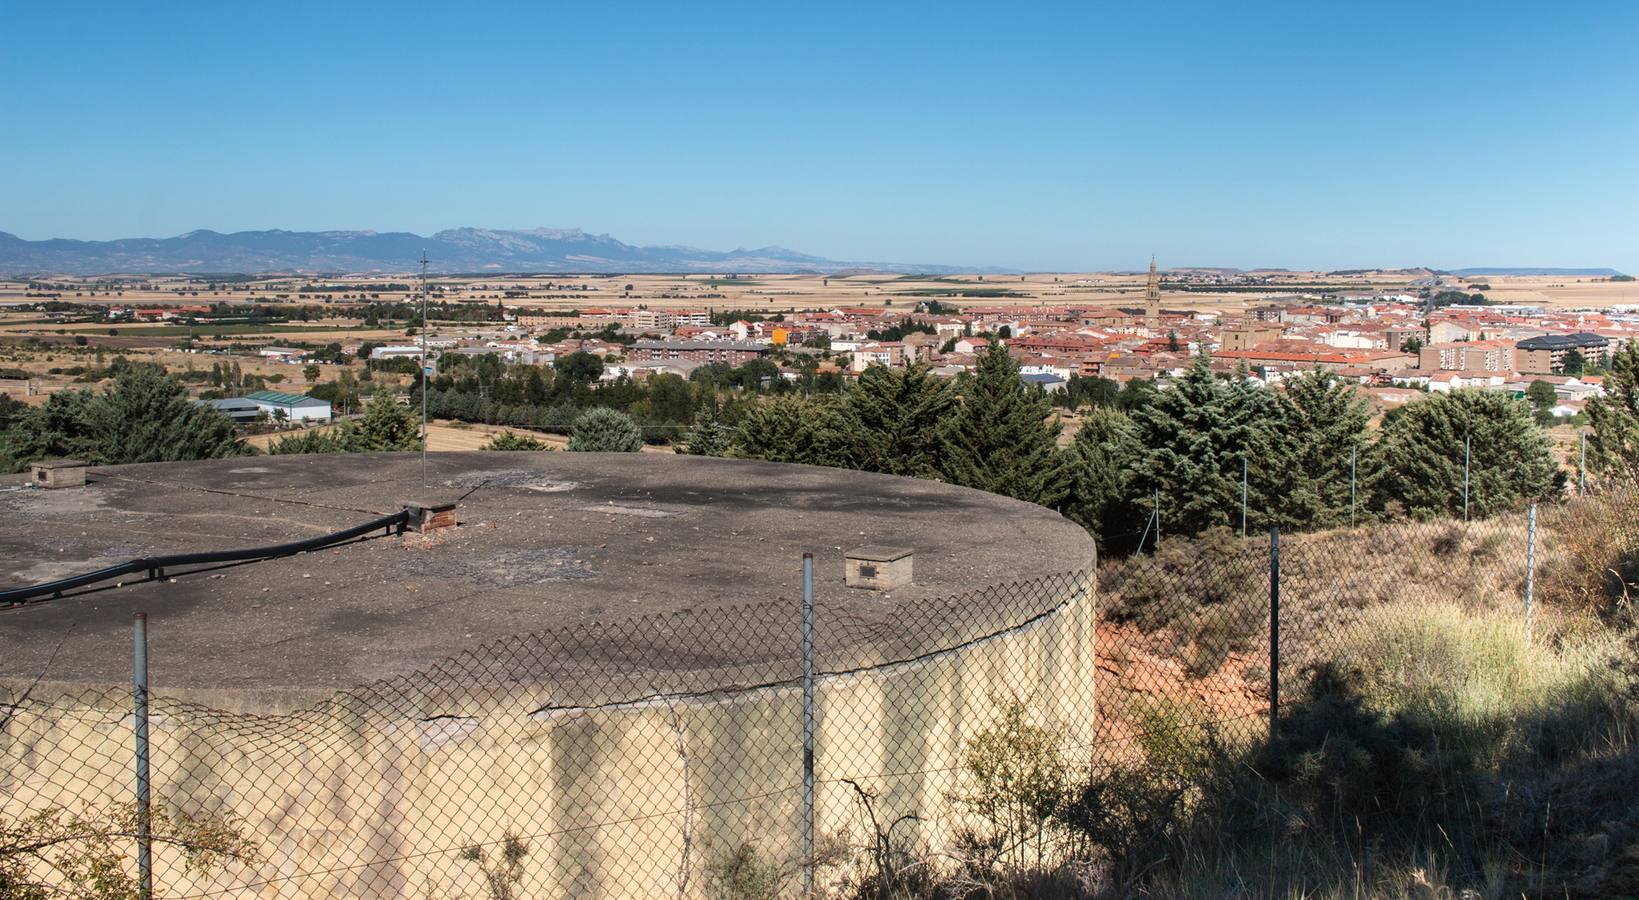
[271,390,421,455]
[1374,389,1562,518]
[567,407,644,452]
[1127,353,1283,536]
[728,396,846,466]
[1265,369,1374,529]
[3,368,246,466]
[0,387,96,466]
[677,418,734,457]
[354,390,422,451]
[833,363,955,478]
[1586,341,1639,484]
[939,345,1070,507]
[1065,406,1146,548]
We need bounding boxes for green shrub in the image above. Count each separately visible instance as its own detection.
[955,697,1072,872]
[566,407,643,453]
[480,431,548,452]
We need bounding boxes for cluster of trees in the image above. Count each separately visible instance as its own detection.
[266,392,420,454]
[865,318,938,342]
[0,366,247,471]
[1428,290,1491,308]
[477,411,645,454]
[414,350,849,444]
[6,339,1637,559]
[1051,375,1157,413]
[1586,341,1639,484]
[359,300,505,328]
[685,346,1571,552]
[709,309,785,326]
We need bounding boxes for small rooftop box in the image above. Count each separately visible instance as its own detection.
[31,459,86,489]
[846,545,913,591]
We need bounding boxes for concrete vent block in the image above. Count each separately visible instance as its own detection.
[846,546,913,591]
[403,500,459,533]
[31,459,86,489]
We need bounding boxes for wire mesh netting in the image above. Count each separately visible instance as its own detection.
[5,483,1638,898]
[3,572,1100,898]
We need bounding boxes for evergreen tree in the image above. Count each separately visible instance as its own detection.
[269,390,420,455]
[677,418,734,457]
[267,428,350,455]
[0,388,96,467]
[555,351,605,384]
[1374,389,1562,518]
[833,363,955,478]
[567,407,643,452]
[1127,354,1282,536]
[728,396,846,466]
[1065,406,1146,548]
[354,390,422,451]
[1586,341,1639,484]
[2,367,246,467]
[1267,369,1374,529]
[939,345,1070,507]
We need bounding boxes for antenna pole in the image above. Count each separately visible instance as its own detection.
[420,252,429,487]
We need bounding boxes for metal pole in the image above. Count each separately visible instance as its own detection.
[1580,431,1587,495]
[1268,526,1280,743]
[1153,487,1161,548]
[1462,434,1471,521]
[1525,504,1538,643]
[1240,456,1248,537]
[800,552,815,897]
[1350,446,1358,528]
[419,253,430,487]
[133,612,152,900]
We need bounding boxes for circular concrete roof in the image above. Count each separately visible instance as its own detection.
[0,453,1093,705]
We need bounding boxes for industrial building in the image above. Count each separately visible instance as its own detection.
[243,389,332,422]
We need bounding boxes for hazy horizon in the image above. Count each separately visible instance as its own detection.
[0,225,1629,276]
[2,1,1636,273]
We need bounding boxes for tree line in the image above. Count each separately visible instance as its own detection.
[4,341,1637,557]
[684,344,1636,554]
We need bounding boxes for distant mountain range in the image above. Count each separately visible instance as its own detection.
[0,227,996,276]
[1,229,1624,279]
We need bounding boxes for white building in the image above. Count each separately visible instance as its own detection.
[242,390,332,423]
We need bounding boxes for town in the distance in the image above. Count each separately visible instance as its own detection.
[2,261,1633,460]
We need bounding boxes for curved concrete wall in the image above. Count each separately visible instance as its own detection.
[1,576,1095,898]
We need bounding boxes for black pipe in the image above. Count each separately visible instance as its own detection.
[0,510,410,606]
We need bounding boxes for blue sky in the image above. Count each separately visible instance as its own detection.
[2,1,1636,272]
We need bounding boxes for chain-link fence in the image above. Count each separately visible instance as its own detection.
[4,569,1102,898]
[5,482,1637,898]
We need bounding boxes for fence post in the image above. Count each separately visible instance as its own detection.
[1462,434,1472,521]
[1525,504,1538,643]
[133,612,153,900]
[1350,446,1357,528]
[1580,432,1587,495]
[1268,526,1280,744]
[800,553,815,897]
[1240,456,1248,537]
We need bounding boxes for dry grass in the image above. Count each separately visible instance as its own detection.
[885,492,1639,899]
